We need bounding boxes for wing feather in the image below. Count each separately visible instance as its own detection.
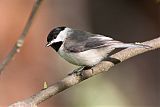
[64,33,121,53]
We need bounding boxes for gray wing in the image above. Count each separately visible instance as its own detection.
[64,30,122,53]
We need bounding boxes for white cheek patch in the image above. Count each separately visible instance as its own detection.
[53,36,63,43]
[54,27,72,42]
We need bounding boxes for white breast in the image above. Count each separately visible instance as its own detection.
[58,45,113,66]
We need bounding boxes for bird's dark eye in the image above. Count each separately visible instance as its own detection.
[47,26,66,42]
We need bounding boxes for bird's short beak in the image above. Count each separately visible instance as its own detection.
[45,42,52,47]
[46,43,50,47]
[46,40,55,47]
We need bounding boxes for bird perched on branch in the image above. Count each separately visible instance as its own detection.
[46,26,150,68]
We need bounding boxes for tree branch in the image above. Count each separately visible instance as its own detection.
[0,0,43,74]
[9,37,160,107]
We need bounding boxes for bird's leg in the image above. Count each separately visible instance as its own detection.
[68,66,85,75]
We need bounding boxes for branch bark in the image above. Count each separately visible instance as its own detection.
[0,0,43,74]
[9,37,160,107]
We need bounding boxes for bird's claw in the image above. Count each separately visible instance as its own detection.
[68,66,85,76]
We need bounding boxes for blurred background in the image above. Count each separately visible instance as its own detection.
[0,0,160,107]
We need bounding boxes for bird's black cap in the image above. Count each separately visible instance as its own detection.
[47,26,66,43]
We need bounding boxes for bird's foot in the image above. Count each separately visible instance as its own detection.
[68,66,85,76]
[68,66,92,76]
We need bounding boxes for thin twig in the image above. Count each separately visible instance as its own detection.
[9,37,160,107]
[0,0,43,74]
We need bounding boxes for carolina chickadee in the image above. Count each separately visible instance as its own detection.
[46,26,149,67]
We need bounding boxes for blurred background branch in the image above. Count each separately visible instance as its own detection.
[0,0,43,74]
[9,37,160,107]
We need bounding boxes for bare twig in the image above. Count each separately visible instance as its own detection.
[0,0,43,74]
[9,37,160,107]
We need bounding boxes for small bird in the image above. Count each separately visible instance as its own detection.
[46,26,149,67]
